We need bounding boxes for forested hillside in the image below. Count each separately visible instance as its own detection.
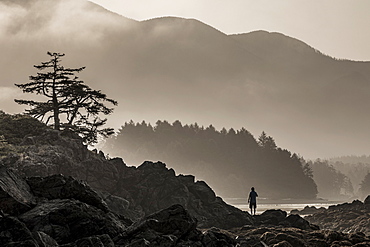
[308,159,353,200]
[102,120,318,199]
[329,156,370,197]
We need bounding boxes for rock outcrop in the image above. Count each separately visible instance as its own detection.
[0,166,239,246]
[110,159,253,229]
[305,199,370,235]
[364,195,370,205]
[290,205,326,215]
[0,165,35,215]
[251,209,319,231]
[2,116,370,246]
[229,226,370,247]
[1,129,252,229]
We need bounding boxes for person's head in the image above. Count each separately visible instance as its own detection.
[251,187,255,191]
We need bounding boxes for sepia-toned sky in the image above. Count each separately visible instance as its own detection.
[90,0,370,61]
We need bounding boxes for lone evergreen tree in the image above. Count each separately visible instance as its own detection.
[14,52,117,144]
[258,131,277,150]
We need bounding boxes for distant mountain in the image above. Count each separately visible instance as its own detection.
[1,0,370,160]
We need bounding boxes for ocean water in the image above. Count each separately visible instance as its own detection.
[224,198,343,215]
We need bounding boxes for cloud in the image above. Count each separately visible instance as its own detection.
[0,0,135,42]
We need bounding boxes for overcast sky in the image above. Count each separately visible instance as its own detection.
[90,0,370,61]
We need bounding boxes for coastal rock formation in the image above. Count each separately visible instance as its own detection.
[229,226,370,247]
[364,195,370,205]
[0,166,35,215]
[290,205,326,215]
[1,128,252,229]
[2,115,370,246]
[110,159,253,229]
[2,170,367,247]
[0,166,238,246]
[251,209,319,231]
[305,199,370,235]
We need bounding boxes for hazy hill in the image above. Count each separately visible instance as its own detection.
[329,156,370,195]
[1,0,370,159]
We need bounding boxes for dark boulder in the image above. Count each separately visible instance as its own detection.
[201,228,236,247]
[275,232,306,247]
[32,231,58,247]
[116,204,199,246]
[257,209,287,225]
[0,216,36,246]
[281,214,312,230]
[0,165,35,215]
[114,160,253,229]
[18,199,126,245]
[26,174,109,212]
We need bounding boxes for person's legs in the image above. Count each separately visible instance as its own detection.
[250,202,256,215]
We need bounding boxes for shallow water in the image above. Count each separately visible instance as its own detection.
[224,198,344,215]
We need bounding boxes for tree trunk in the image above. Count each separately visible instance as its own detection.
[53,93,60,130]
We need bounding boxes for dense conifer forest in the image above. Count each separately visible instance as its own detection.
[103,120,318,199]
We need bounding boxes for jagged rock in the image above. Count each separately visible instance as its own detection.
[290,205,326,215]
[116,204,199,246]
[0,216,36,246]
[231,225,370,247]
[201,228,236,247]
[2,128,253,229]
[60,234,114,247]
[260,231,277,244]
[144,204,198,238]
[349,232,367,245]
[251,209,316,231]
[32,231,58,247]
[364,195,370,205]
[98,190,141,221]
[2,129,120,194]
[275,232,306,247]
[281,214,312,230]
[5,117,370,246]
[0,165,35,215]
[18,199,127,245]
[188,181,217,203]
[115,160,253,229]
[26,174,109,212]
[306,200,370,235]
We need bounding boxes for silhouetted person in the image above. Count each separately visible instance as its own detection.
[248,187,258,215]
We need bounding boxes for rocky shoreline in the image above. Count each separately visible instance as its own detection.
[2,165,370,246]
[1,126,370,246]
[304,198,370,236]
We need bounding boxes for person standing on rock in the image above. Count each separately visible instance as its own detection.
[248,187,258,215]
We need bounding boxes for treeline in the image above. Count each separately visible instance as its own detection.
[329,156,370,198]
[308,159,354,200]
[102,120,318,199]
